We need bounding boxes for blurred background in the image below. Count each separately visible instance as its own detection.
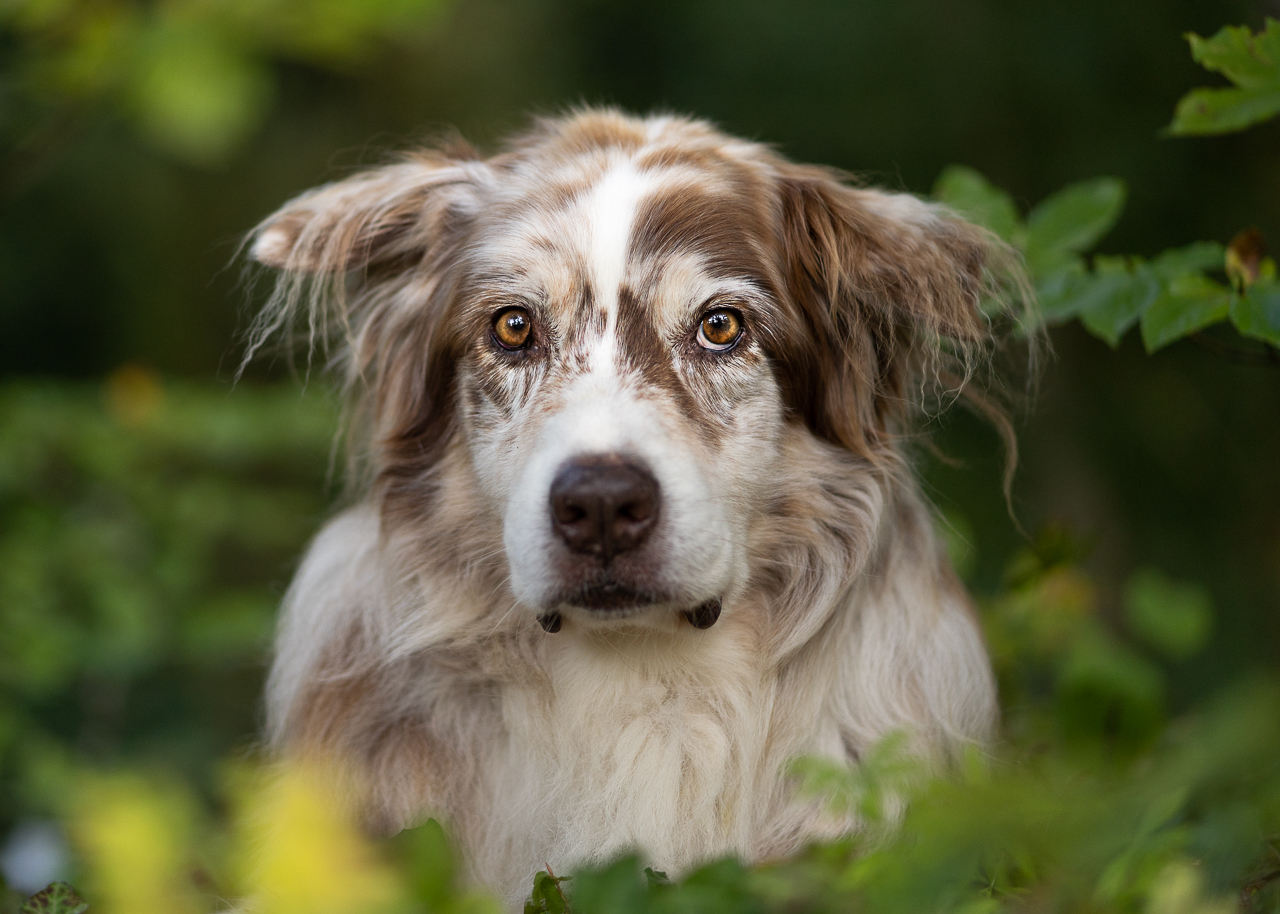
[1,0,1278,893]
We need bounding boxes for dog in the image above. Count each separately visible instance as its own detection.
[249,108,1021,903]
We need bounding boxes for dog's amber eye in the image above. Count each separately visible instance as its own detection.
[493,308,532,350]
[697,309,743,351]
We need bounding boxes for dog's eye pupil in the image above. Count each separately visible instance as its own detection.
[698,310,742,350]
[493,308,532,349]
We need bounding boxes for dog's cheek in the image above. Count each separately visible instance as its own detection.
[639,369,782,601]
[682,358,787,512]
[459,368,544,514]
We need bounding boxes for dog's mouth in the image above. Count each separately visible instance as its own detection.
[540,580,723,632]
[562,581,661,613]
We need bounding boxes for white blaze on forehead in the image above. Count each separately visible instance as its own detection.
[582,156,663,371]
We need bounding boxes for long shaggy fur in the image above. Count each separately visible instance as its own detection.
[248,108,1028,904]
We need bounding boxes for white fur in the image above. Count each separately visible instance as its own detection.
[583,157,659,372]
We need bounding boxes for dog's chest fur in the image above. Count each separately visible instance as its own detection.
[473,618,800,892]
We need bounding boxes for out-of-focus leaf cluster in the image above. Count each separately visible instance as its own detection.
[0,370,336,831]
[3,762,504,914]
[0,0,445,164]
[1169,19,1280,136]
[933,167,1280,354]
[25,662,1273,914]
[933,18,1280,357]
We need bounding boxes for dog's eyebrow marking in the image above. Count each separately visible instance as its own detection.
[582,156,663,375]
[631,181,770,286]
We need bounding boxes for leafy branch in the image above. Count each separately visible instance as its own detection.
[935,18,1280,358]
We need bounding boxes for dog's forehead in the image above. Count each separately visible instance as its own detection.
[474,139,774,339]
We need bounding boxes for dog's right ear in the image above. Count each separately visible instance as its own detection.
[250,153,487,275]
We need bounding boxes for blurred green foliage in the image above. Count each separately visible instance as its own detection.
[1,0,444,164]
[935,165,1280,352]
[0,372,336,832]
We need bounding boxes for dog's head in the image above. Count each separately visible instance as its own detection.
[250,110,1022,630]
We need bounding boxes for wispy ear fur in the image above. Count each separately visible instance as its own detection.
[770,163,1036,497]
[244,147,492,489]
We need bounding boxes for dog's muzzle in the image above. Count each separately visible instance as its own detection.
[535,454,723,633]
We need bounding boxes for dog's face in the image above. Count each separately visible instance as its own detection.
[251,111,1009,631]
[460,142,792,625]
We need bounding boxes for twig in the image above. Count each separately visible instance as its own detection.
[1241,865,1280,911]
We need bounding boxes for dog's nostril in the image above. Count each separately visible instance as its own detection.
[549,456,660,562]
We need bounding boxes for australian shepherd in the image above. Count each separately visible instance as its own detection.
[249,108,1023,902]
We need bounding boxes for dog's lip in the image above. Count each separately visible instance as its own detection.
[561,581,661,612]
[552,582,722,622]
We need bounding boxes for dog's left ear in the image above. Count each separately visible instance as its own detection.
[243,152,491,465]
[772,164,1023,458]
[250,153,486,275]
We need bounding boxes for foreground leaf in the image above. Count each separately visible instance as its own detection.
[72,775,200,914]
[526,870,570,914]
[20,883,87,914]
[1169,19,1280,134]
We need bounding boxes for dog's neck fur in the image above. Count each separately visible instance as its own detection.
[266,425,994,903]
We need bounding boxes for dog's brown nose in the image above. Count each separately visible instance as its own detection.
[550,456,660,562]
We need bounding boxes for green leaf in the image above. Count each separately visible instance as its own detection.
[932,165,1021,241]
[398,818,457,908]
[1170,86,1280,135]
[1139,274,1232,352]
[1146,241,1226,279]
[1024,178,1126,276]
[526,869,571,914]
[1191,19,1280,87]
[1075,258,1161,347]
[1229,282,1280,346]
[1035,262,1091,321]
[565,857,647,914]
[21,883,87,914]
[1124,569,1213,660]
[1168,20,1280,135]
